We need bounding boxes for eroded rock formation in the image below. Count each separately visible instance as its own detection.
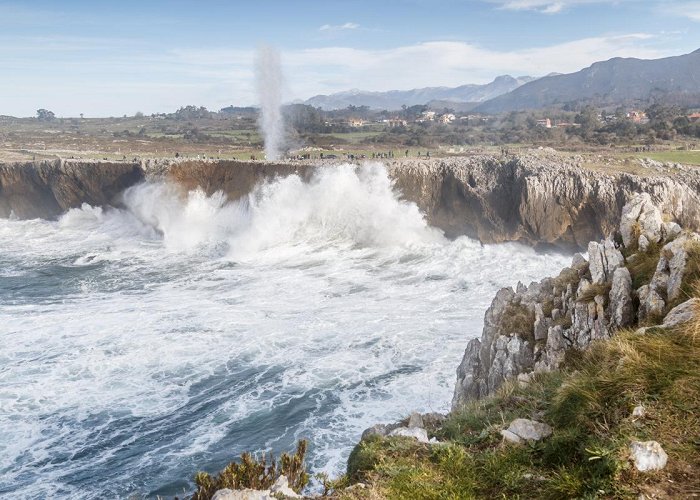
[2,154,700,252]
[0,160,143,219]
[452,194,700,409]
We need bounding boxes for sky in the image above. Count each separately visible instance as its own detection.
[1,0,699,117]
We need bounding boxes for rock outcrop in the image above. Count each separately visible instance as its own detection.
[387,154,700,249]
[452,194,700,409]
[2,154,700,252]
[500,418,553,444]
[0,159,144,219]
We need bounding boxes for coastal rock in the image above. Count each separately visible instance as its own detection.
[609,268,633,328]
[501,418,552,443]
[661,298,699,329]
[453,193,700,408]
[630,441,668,472]
[211,489,272,500]
[638,285,665,324]
[388,427,430,443]
[588,240,624,285]
[4,154,700,252]
[619,193,663,248]
[407,412,424,429]
[270,476,301,498]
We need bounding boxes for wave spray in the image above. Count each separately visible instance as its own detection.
[255,45,284,161]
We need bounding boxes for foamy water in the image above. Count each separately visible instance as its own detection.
[0,164,570,498]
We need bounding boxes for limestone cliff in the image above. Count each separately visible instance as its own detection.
[0,159,143,219]
[452,193,700,409]
[386,155,700,249]
[1,155,700,253]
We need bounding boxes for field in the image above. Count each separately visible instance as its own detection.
[2,115,700,178]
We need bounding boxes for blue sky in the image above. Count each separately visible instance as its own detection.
[1,0,699,116]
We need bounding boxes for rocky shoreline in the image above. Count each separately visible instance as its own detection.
[2,153,700,251]
[2,155,699,497]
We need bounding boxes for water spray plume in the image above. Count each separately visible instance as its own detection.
[255,45,284,161]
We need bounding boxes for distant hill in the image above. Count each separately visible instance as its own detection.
[475,49,700,113]
[304,75,535,110]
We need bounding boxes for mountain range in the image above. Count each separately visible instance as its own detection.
[304,75,536,110]
[303,49,700,113]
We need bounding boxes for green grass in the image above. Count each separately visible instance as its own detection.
[338,296,700,499]
[632,150,700,166]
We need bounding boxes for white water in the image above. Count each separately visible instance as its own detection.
[255,45,284,161]
[0,164,570,498]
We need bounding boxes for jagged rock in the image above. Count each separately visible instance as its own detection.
[571,253,587,269]
[408,412,424,429]
[619,193,663,248]
[361,422,402,441]
[630,441,668,472]
[609,268,634,328]
[501,419,552,443]
[588,240,624,284]
[453,338,483,409]
[662,221,682,240]
[533,303,549,341]
[270,475,301,498]
[5,154,700,251]
[388,427,430,443]
[661,298,699,329]
[638,234,651,252]
[638,285,665,323]
[662,234,699,303]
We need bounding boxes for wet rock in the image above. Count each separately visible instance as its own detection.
[630,441,668,472]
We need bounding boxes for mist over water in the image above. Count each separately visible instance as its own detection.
[255,46,284,161]
[0,164,571,498]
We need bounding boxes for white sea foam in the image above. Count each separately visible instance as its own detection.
[0,163,571,498]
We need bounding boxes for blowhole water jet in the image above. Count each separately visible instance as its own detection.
[255,45,284,161]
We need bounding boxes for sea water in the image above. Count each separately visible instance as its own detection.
[0,163,570,498]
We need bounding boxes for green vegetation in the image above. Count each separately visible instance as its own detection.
[632,150,700,166]
[191,440,309,500]
[339,298,700,499]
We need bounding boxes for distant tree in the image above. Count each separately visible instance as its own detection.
[135,111,145,118]
[36,109,55,121]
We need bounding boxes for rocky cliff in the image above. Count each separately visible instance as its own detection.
[1,154,700,252]
[452,193,700,409]
[0,159,144,219]
[386,155,700,249]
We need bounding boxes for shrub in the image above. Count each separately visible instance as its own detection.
[192,440,309,500]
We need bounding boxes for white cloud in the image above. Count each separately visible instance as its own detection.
[490,0,633,13]
[664,1,700,21]
[319,22,360,31]
[0,32,675,116]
